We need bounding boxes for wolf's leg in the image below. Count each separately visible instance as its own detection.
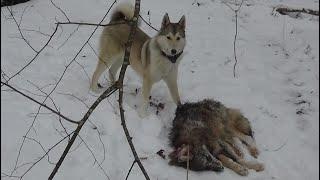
[91,60,108,93]
[163,70,181,105]
[237,158,265,172]
[217,154,248,176]
[108,57,123,83]
[235,132,259,158]
[226,140,244,158]
[220,141,264,172]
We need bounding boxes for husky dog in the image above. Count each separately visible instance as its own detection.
[169,99,264,176]
[90,3,186,117]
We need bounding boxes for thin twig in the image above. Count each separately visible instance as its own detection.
[6,6,38,53]
[57,25,80,50]
[12,4,118,175]
[18,5,29,27]
[50,0,71,22]
[48,82,118,179]
[26,79,71,141]
[77,135,110,179]
[23,136,55,165]
[125,160,137,180]
[1,81,78,124]
[56,21,127,27]
[4,23,59,84]
[87,120,107,165]
[223,0,244,78]
[19,131,75,179]
[21,28,51,37]
[139,14,159,32]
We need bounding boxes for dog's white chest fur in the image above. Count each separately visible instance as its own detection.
[148,40,179,82]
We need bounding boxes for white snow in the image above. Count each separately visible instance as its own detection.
[1,0,319,180]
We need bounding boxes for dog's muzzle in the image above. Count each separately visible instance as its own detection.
[161,51,183,63]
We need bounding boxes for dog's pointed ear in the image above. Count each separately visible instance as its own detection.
[162,13,170,28]
[178,15,186,29]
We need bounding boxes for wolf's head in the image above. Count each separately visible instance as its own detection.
[169,144,224,172]
[156,13,186,63]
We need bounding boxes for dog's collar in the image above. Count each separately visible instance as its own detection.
[161,51,183,63]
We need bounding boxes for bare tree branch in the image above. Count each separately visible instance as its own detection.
[19,130,75,179]
[3,1,151,179]
[3,23,60,84]
[56,21,127,27]
[1,81,78,124]
[48,82,117,179]
[77,135,110,179]
[116,0,150,179]
[139,14,159,32]
[125,160,137,180]
[6,6,38,53]
[50,0,71,22]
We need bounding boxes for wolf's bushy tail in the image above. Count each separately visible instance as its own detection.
[110,2,135,22]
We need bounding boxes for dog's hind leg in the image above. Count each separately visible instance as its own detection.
[108,57,123,82]
[91,60,109,93]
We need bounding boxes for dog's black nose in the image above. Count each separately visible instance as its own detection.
[171,49,177,55]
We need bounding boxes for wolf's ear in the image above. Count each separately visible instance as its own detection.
[178,15,186,29]
[162,13,170,28]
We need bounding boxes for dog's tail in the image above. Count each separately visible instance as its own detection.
[110,2,135,22]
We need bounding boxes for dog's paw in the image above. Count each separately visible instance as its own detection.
[90,85,102,94]
[137,106,150,118]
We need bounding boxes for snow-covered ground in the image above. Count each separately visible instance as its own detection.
[1,0,319,179]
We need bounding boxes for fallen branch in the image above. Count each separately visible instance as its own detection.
[275,6,319,16]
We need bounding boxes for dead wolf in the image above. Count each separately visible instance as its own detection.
[169,99,264,176]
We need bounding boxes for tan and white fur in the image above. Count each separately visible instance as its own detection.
[90,3,186,117]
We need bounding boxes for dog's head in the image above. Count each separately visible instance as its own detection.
[156,13,186,63]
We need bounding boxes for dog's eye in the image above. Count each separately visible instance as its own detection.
[167,36,171,40]
[176,37,180,40]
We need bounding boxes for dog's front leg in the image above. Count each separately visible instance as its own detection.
[138,76,153,118]
[164,70,181,105]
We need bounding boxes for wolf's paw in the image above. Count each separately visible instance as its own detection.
[253,163,265,172]
[237,167,249,176]
[249,147,260,158]
[209,163,224,172]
